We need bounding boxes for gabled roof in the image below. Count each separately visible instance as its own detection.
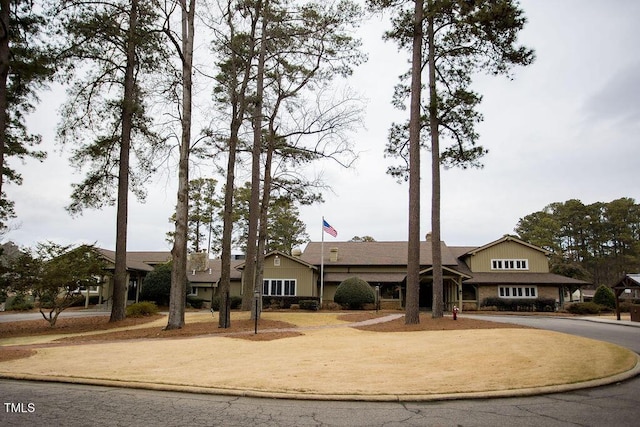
[236,250,317,270]
[97,248,170,272]
[300,241,460,266]
[462,235,550,257]
[188,259,243,284]
[612,274,640,290]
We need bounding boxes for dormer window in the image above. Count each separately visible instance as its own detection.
[491,259,528,270]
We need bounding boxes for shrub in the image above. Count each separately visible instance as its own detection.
[323,301,341,311]
[230,296,242,309]
[619,301,633,313]
[140,262,172,306]
[299,300,319,311]
[566,302,601,315]
[126,301,159,317]
[210,295,243,311]
[7,293,34,311]
[186,296,208,309]
[334,277,375,309]
[592,285,616,309]
[480,297,556,312]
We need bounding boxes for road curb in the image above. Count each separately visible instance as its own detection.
[2,353,639,402]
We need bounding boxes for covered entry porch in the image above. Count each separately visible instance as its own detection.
[417,266,470,312]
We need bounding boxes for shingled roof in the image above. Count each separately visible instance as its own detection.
[300,241,460,266]
[463,272,588,285]
[96,249,171,272]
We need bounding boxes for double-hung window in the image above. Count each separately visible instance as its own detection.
[263,279,297,296]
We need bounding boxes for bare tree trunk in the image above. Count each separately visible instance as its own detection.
[405,0,423,325]
[0,0,10,205]
[167,0,196,330]
[219,1,260,328]
[254,126,275,320]
[427,5,443,318]
[243,1,268,313]
[111,0,139,322]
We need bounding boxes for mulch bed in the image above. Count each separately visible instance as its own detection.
[353,313,530,332]
[56,318,300,343]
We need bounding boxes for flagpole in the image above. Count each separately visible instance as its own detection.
[320,216,324,309]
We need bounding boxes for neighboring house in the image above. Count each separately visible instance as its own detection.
[186,252,244,303]
[94,249,243,308]
[93,235,588,312]
[94,249,172,306]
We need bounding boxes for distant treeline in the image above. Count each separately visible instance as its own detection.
[515,198,640,287]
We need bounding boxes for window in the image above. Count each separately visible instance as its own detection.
[491,259,528,270]
[263,279,296,296]
[188,287,198,296]
[498,285,537,299]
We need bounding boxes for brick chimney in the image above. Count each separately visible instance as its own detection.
[329,247,338,262]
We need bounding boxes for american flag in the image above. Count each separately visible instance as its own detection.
[322,219,338,237]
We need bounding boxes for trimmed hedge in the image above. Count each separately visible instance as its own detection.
[186,296,209,309]
[210,296,242,311]
[566,302,601,315]
[334,277,375,310]
[299,300,319,311]
[126,301,159,317]
[481,297,557,312]
[262,296,320,310]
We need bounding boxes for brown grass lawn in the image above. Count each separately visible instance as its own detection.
[0,311,526,361]
[0,311,636,398]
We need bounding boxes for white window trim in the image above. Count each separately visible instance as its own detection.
[188,287,198,296]
[491,259,529,271]
[498,285,537,299]
[263,279,297,297]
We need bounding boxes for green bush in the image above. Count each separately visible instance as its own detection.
[592,285,616,309]
[567,302,601,315]
[186,296,208,309]
[7,293,34,311]
[334,277,375,310]
[139,262,172,306]
[480,297,557,312]
[126,301,159,317]
[299,300,319,311]
[210,295,243,311]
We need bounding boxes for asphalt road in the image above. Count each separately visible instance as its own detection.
[0,310,109,323]
[464,314,640,353]
[1,316,639,426]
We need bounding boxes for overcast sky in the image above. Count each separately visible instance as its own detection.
[4,0,640,252]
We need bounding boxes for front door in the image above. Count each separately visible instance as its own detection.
[419,281,433,310]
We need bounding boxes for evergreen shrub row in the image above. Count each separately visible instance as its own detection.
[481,297,557,312]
